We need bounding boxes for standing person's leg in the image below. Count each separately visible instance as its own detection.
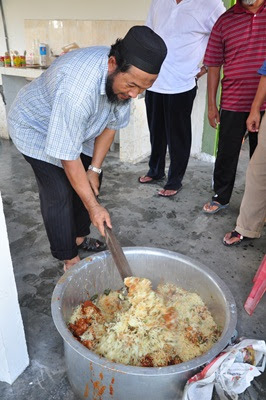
[213,111,248,205]
[248,110,264,158]
[237,114,266,236]
[23,155,106,270]
[139,91,167,183]
[159,86,197,197]
[23,155,79,263]
[223,114,266,245]
[203,111,256,213]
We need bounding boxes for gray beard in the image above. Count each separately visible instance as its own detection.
[242,0,257,5]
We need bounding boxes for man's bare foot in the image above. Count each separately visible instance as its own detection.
[63,255,80,272]
[138,175,166,184]
[158,186,182,197]
[203,201,228,214]
[158,189,177,197]
[76,237,85,246]
[138,175,154,183]
[223,231,244,246]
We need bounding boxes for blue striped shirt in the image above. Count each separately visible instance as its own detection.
[8,47,131,167]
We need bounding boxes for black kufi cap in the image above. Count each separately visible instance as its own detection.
[120,25,167,74]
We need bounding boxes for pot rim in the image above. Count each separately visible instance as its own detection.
[51,247,237,376]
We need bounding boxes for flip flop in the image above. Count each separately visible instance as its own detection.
[138,175,165,184]
[158,187,182,197]
[77,237,106,252]
[223,231,244,246]
[203,200,229,214]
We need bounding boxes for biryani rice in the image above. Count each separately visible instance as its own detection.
[68,277,221,367]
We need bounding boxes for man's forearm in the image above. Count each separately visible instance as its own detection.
[91,128,116,168]
[62,158,98,210]
[207,66,221,109]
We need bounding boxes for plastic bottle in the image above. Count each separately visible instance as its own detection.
[26,51,34,66]
[39,43,47,67]
[13,51,21,68]
[20,55,26,68]
[4,52,11,67]
[9,50,14,67]
[33,39,40,65]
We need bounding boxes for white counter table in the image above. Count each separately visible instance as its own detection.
[0,66,44,80]
[0,67,45,139]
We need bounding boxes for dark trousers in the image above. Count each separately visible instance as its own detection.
[23,153,96,261]
[145,86,197,190]
[212,110,263,205]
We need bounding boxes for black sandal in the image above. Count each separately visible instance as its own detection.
[138,175,166,184]
[77,237,106,252]
[223,231,244,247]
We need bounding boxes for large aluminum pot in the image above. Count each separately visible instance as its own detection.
[51,247,237,400]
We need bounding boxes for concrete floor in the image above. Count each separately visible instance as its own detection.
[0,138,265,400]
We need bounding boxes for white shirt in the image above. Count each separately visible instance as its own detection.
[146,0,226,94]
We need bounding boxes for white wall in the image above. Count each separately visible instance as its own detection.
[0,0,151,54]
[0,193,29,384]
[120,96,150,163]
[191,74,207,158]
[0,86,8,138]
[0,4,6,54]
[0,0,209,158]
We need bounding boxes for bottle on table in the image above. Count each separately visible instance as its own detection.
[4,52,11,67]
[39,43,47,67]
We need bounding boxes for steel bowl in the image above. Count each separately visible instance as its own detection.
[51,247,237,400]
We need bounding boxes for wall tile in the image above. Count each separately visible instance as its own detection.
[25,19,143,55]
[23,19,150,163]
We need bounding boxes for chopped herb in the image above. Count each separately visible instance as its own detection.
[104,288,111,296]
[90,294,98,302]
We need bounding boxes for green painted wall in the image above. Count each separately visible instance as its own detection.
[201,0,236,156]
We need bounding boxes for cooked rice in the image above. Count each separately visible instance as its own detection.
[68,277,221,367]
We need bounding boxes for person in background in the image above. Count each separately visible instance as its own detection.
[223,60,266,246]
[8,26,167,271]
[138,0,225,197]
[203,0,266,214]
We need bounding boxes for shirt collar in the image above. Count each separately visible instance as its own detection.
[100,55,109,96]
[172,0,191,5]
[234,0,266,14]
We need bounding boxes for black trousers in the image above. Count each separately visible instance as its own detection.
[145,86,197,190]
[23,153,98,261]
[212,110,263,205]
